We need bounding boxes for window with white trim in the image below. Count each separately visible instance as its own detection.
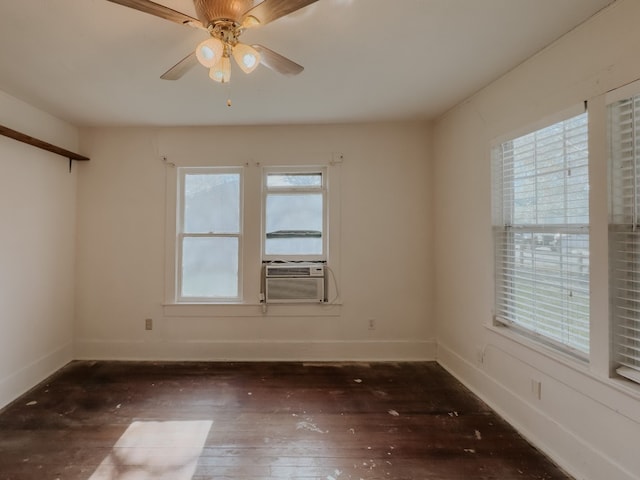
[608,92,640,384]
[492,111,590,357]
[262,167,327,262]
[177,167,242,302]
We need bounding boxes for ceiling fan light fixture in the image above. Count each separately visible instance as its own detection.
[116,0,318,83]
[195,37,224,68]
[209,55,231,83]
[232,43,261,74]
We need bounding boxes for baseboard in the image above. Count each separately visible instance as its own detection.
[0,342,74,410]
[437,342,637,480]
[74,339,437,362]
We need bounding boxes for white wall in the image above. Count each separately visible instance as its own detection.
[0,2,637,475]
[75,122,436,361]
[0,91,78,409]
[433,1,640,479]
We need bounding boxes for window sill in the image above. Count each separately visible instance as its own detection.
[163,302,342,318]
[485,322,589,369]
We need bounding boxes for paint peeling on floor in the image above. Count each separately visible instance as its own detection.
[296,421,326,434]
[364,460,377,470]
[475,430,482,440]
[326,468,343,480]
[388,409,399,416]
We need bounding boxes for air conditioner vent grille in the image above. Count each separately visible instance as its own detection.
[267,278,322,301]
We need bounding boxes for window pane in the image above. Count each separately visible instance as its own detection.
[509,114,589,225]
[184,173,240,234]
[265,193,323,255]
[181,237,238,298]
[611,228,640,374]
[267,173,322,188]
[497,231,589,353]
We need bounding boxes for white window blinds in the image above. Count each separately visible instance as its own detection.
[609,94,640,383]
[493,111,590,357]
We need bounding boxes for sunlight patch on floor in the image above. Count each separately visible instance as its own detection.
[89,420,213,480]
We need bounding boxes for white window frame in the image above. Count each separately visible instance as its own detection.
[607,80,640,385]
[262,166,328,262]
[163,155,342,315]
[492,106,590,359]
[175,166,243,303]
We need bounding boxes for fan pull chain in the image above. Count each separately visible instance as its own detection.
[226,83,232,107]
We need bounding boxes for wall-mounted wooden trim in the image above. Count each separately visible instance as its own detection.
[0,124,89,163]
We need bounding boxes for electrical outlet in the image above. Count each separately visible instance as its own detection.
[476,345,485,365]
[368,318,376,330]
[531,379,542,400]
[145,318,153,331]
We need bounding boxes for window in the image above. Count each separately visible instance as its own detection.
[263,167,326,261]
[166,161,339,310]
[609,92,640,384]
[492,111,590,357]
[177,167,242,302]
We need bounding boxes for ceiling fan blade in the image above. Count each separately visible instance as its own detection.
[242,0,318,27]
[160,52,199,80]
[105,0,204,28]
[252,45,304,76]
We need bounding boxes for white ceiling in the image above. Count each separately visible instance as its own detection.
[0,0,615,127]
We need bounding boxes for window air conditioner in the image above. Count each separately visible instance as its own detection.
[264,263,326,303]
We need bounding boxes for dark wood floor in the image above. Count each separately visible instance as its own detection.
[0,361,572,480]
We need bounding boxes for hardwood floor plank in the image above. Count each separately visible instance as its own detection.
[0,361,573,480]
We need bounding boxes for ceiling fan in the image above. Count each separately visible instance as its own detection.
[106,0,318,84]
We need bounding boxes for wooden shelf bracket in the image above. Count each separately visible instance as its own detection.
[0,123,90,172]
